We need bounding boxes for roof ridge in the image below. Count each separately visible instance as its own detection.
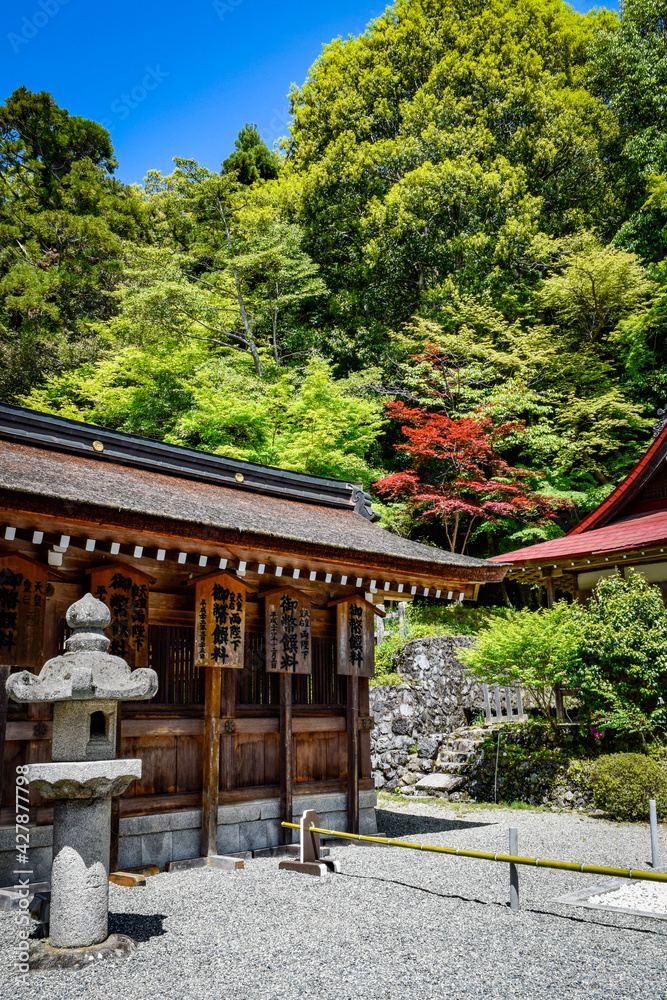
[0,403,378,519]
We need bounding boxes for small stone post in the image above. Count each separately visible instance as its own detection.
[649,799,661,870]
[397,602,406,633]
[6,593,158,966]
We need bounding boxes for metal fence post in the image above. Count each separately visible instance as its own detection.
[650,799,661,869]
[509,828,519,910]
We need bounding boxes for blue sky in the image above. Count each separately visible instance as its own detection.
[2,0,618,185]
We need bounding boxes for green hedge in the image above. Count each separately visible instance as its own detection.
[590,753,667,821]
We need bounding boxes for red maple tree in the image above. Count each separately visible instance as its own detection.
[374,371,568,552]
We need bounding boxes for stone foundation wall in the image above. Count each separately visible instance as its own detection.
[0,789,377,886]
[369,635,483,791]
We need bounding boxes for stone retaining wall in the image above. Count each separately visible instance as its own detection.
[369,635,483,791]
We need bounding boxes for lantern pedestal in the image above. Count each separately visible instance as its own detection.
[26,759,141,949]
[5,593,158,970]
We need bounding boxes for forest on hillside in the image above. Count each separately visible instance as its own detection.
[1,0,666,562]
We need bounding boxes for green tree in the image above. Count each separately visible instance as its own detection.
[23,350,385,486]
[589,0,667,255]
[287,0,618,347]
[137,159,325,374]
[0,88,146,400]
[573,570,667,745]
[458,602,582,727]
[222,123,281,185]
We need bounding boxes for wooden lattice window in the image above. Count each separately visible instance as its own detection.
[238,633,346,707]
[148,625,202,705]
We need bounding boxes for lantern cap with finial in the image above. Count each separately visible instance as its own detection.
[6,593,158,703]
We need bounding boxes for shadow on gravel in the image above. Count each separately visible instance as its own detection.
[337,872,667,937]
[108,912,167,942]
[376,808,496,838]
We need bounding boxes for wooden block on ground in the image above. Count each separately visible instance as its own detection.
[210,854,244,870]
[123,865,160,877]
[253,845,331,859]
[167,857,209,873]
[109,871,147,887]
[279,860,330,877]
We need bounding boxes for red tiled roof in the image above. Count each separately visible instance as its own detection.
[489,510,667,565]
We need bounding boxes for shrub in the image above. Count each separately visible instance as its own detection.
[574,570,667,745]
[458,602,582,727]
[590,753,667,821]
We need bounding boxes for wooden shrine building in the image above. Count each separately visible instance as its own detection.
[0,403,505,879]
[489,417,667,604]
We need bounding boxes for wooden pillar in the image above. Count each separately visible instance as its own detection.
[544,577,555,609]
[0,666,8,812]
[219,670,236,792]
[200,665,222,858]
[279,673,293,845]
[347,675,360,834]
[359,677,371,781]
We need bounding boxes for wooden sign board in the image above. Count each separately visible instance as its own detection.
[264,587,312,674]
[194,571,250,669]
[90,564,154,668]
[334,598,377,678]
[0,554,48,670]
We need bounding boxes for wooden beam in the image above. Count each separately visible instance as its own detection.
[279,673,293,846]
[5,714,374,741]
[200,666,222,858]
[347,675,360,834]
[219,669,236,793]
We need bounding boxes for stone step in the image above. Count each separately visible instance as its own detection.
[437,750,475,763]
[434,761,474,774]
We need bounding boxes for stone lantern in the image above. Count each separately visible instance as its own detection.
[6,593,158,964]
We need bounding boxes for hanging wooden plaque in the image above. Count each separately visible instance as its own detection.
[331,597,382,678]
[264,587,312,674]
[90,564,154,668]
[193,571,251,669]
[0,554,48,670]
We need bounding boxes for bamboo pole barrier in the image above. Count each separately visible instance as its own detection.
[281,822,667,884]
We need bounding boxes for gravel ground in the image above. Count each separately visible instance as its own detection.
[2,799,667,1000]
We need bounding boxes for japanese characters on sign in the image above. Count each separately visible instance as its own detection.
[264,588,312,674]
[194,571,248,669]
[90,564,153,668]
[0,554,48,669]
[335,599,376,677]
